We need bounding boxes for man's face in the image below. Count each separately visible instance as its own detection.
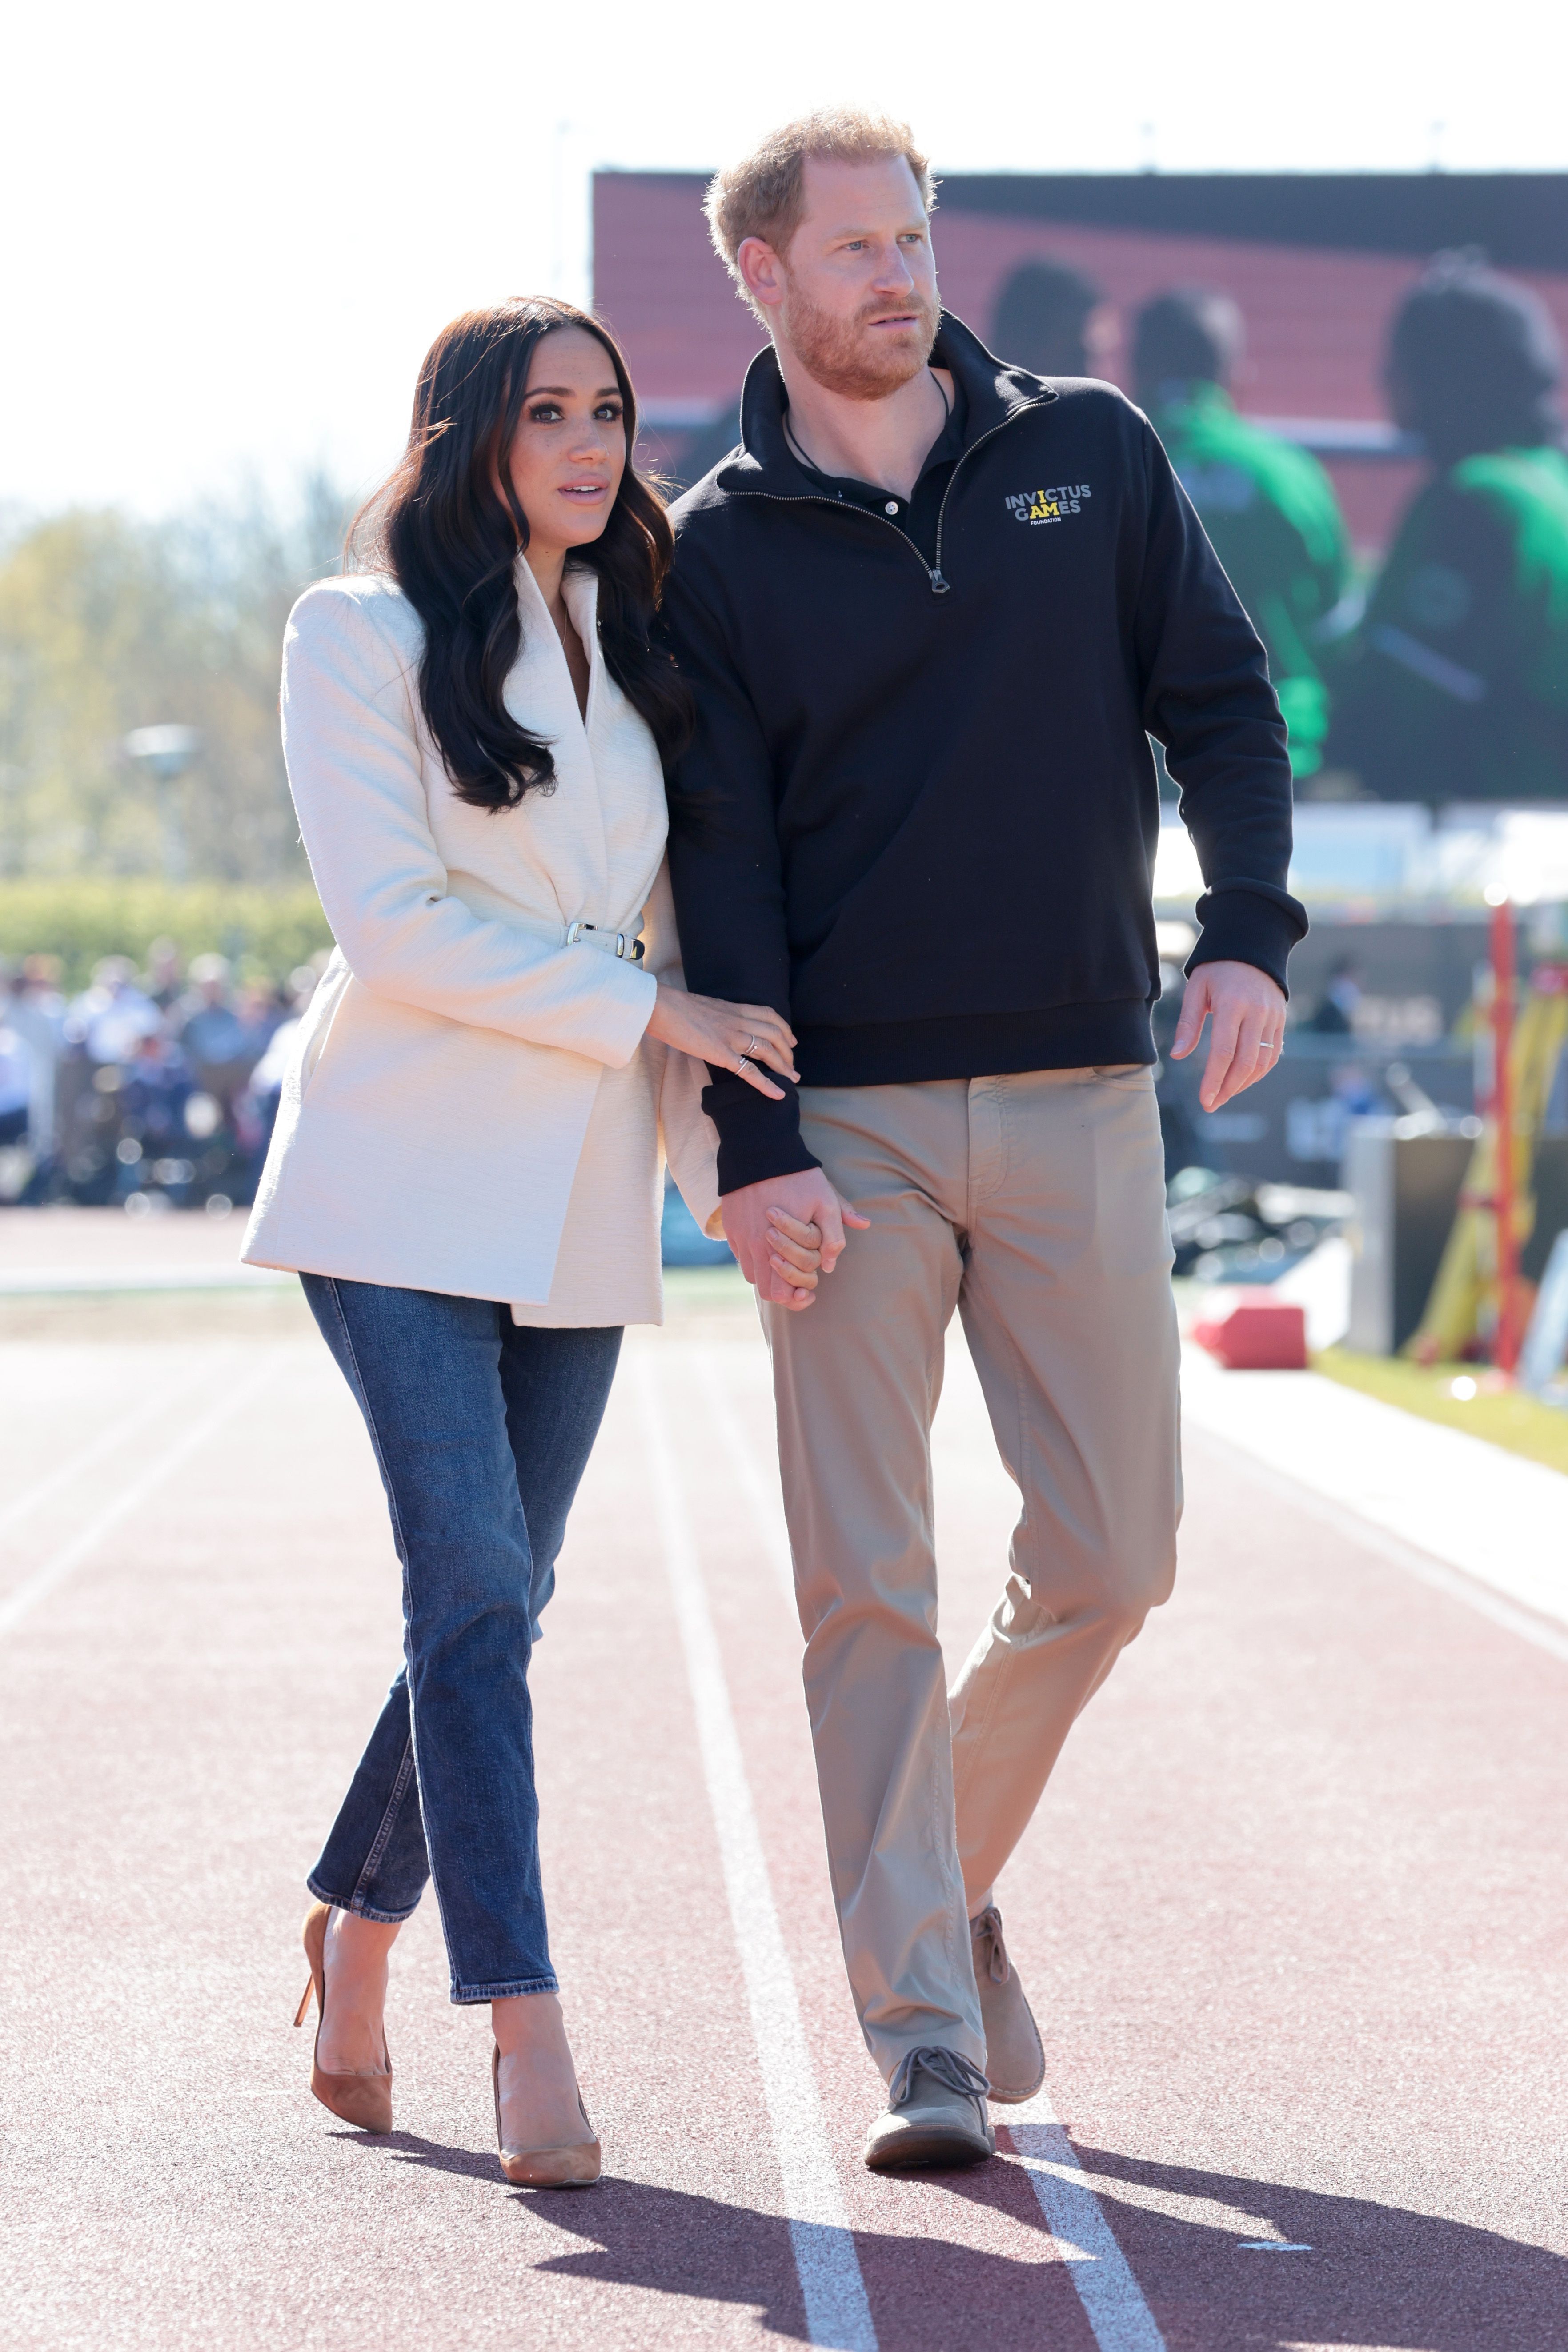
[748,154,939,401]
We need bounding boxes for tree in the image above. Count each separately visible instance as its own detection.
[0,474,346,884]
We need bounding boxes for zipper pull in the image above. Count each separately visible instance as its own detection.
[930,570,951,596]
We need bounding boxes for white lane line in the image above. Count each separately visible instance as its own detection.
[0,1350,282,1642]
[1198,1430,1568,1669]
[1180,1354,1568,1633]
[636,1361,877,2352]
[1005,2099,1168,2351]
[686,1342,1170,2339]
[691,1348,797,1610]
[0,1356,226,1544]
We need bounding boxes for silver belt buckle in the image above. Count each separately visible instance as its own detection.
[566,919,644,963]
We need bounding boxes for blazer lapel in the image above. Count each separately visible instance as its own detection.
[510,556,609,907]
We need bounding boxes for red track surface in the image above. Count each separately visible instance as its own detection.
[3,1299,1566,2348]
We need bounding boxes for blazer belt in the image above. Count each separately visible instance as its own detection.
[563,918,645,964]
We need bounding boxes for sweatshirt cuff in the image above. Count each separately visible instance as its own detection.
[1187,884,1308,999]
[701,1070,823,1195]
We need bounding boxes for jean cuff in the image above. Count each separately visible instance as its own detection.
[306,1874,422,1928]
[450,1975,559,2004]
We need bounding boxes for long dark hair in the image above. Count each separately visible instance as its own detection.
[349,297,691,809]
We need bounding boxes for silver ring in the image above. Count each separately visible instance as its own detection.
[735,1054,754,1076]
[746,1033,760,1056]
[1261,1037,1279,1051]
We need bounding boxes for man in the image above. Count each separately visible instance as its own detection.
[662,110,1302,2172]
[1326,252,1568,803]
[1132,288,1350,786]
[990,257,1116,382]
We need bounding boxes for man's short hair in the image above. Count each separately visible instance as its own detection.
[1132,289,1245,401]
[1389,248,1562,461]
[992,260,1103,377]
[705,110,935,316]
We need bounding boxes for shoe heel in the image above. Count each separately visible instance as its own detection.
[297,1901,393,2133]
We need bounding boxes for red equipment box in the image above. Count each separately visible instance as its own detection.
[1191,1298,1309,1371]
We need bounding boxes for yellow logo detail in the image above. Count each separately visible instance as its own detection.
[1005,483,1090,525]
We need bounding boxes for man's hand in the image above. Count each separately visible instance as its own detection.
[721,1167,870,1311]
[1170,960,1287,1112]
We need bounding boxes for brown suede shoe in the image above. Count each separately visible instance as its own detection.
[970,1906,1045,2104]
[863,2048,995,2172]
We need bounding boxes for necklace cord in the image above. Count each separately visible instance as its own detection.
[783,366,951,486]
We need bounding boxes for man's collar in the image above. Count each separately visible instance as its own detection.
[720,311,1056,496]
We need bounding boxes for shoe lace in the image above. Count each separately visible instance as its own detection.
[888,2045,992,2117]
[971,1904,1010,1986]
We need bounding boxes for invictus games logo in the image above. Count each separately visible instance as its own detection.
[1006,484,1091,524]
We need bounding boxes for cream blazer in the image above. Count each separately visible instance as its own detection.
[241,560,719,1317]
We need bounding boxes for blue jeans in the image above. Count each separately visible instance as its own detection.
[300,1275,622,2000]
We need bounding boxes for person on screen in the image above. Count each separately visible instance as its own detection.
[1325,251,1568,804]
[989,257,1117,380]
[662,108,1303,2174]
[241,297,816,2185]
[1133,289,1350,785]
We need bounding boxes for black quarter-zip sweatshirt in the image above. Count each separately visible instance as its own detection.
[660,313,1307,1196]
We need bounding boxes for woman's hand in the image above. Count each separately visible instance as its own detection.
[645,983,798,1102]
[765,1207,823,1302]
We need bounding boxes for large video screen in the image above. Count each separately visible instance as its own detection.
[595,170,1568,808]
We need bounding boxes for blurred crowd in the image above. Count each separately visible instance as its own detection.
[0,943,321,1213]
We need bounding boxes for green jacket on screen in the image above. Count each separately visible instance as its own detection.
[1151,383,1350,781]
[1327,445,1568,803]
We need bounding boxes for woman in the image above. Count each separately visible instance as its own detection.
[242,297,820,2186]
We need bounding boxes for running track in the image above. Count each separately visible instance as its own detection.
[3,1286,1566,2349]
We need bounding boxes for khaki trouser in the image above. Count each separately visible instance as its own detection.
[762,1068,1181,2082]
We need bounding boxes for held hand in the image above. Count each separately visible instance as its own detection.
[645,983,798,1102]
[721,1168,870,1312]
[1170,960,1287,1112]
[764,1208,824,1299]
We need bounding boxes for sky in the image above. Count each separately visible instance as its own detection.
[5,0,1564,517]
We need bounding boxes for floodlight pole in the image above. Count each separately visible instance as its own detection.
[1491,895,1520,1375]
[124,725,200,884]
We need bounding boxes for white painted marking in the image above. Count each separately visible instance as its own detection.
[0,1264,292,1295]
[637,1362,877,2352]
[1182,1349,1568,1635]
[0,1350,281,1641]
[693,1349,797,1609]
[1238,2241,1313,2252]
[0,1356,223,1544]
[1197,1430,1568,1669]
[1006,2098,1167,2352]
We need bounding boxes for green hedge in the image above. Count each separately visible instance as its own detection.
[0,881,333,990]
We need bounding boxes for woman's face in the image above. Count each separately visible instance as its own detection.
[502,326,627,554]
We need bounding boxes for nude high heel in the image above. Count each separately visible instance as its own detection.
[294,1901,394,2134]
[492,2043,601,2187]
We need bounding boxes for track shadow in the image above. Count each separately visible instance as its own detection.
[327,2125,499,2182]
[954,2132,1568,2350]
[328,2124,1568,2347]
[329,2127,1081,2344]
[523,2172,1081,2346]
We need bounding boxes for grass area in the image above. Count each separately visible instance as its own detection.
[0,879,331,987]
[1314,1347,1568,1477]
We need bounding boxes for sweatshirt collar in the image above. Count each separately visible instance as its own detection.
[720,310,1056,497]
